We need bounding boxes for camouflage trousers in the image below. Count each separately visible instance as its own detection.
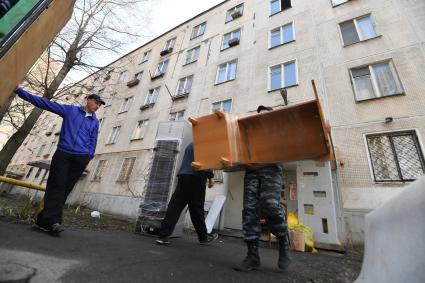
[242,167,288,241]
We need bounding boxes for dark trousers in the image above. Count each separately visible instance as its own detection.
[158,175,208,241]
[242,167,287,241]
[37,150,89,226]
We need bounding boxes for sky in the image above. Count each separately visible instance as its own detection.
[70,0,225,81]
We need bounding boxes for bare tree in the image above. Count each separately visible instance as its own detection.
[0,0,150,175]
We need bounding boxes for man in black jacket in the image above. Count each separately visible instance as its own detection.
[156,142,218,245]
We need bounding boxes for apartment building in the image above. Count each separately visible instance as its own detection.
[6,0,425,247]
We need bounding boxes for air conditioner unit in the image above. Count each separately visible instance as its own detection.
[135,121,193,236]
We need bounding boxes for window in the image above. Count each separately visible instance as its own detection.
[222,29,241,50]
[169,110,185,121]
[331,0,349,7]
[134,72,143,80]
[176,76,193,95]
[140,50,151,63]
[117,71,126,82]
[184,46,200,65]
[127,72,141,87]
[212,99,232,112]
[46,141,57,156]
[117,157,136,182]
[92,160,108,181]
[119,97,133,113]
[366,131,425,182]
[191,22,206,39]
[269,60,297,91]
[34,168,43,179]
[270,22,294,48]
[131,119,149,140]
[340,15,378,46]
[350,61,403,101]
[104,93,115,107]
[98,118,104,132]
[45,120,56,135]
[216,60,237,84]
[26,167,34,178]
[225,3,244,23]
[36,145,46,157]
[106,126,121,144]
[270,0,291,16]
[144,87,160,106]
[154,60,169,76]
[104,69,113,81]
[163,37,176,51]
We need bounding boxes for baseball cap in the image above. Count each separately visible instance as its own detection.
[87,94,105,105]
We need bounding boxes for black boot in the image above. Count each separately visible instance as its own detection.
[234,240,261,272]
[278,236,291,271]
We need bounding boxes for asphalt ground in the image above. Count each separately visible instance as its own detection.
[0,221,362,283]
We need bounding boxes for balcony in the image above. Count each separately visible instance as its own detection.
[126,78,140,87]
[150,72,164,81]
[140,103,155,111]
[228,38,240,47]
[160,47,173,56]
[172,91,189,101]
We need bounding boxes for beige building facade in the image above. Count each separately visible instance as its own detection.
[5,0,425,246]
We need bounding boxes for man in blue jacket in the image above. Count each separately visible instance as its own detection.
[14,87,104,236]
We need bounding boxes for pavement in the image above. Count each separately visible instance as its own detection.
[0,221,362,283]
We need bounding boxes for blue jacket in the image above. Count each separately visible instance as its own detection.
[178,143,214,183]
[16,88,99,159]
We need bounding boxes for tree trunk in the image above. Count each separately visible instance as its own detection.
[0,107,43,175]
[0,92,16,123]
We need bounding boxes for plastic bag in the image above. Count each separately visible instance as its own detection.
[288,212,317,253]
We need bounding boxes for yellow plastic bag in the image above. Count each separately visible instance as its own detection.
[288,212,317,253]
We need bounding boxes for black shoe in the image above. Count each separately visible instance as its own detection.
[234,240,261,272]
[32,222,50,233]
[199,233,218,244]
[50,223,64,237]
[156,237,171,245]
[278,236,291,271]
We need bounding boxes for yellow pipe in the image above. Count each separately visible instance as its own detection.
[0,176,45,191]
[0,176,45,216]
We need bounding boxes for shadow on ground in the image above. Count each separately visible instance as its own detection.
[0,192,362,283]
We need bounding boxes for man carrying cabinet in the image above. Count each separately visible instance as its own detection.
[14,87,105,236]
